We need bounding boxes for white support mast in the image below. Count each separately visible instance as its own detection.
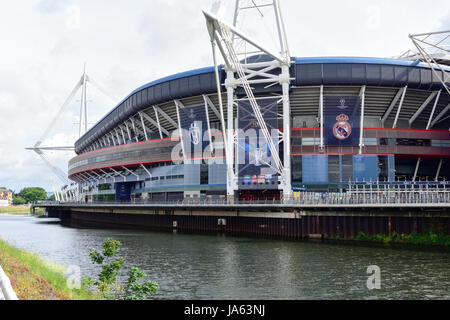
[203,0,293,201]
[27,64,118,198]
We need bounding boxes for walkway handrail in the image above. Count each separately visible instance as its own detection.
[0,266,18,300]
[39,185,450,207]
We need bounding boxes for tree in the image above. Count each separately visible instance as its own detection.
[19,187,48,203]
[49,194,56,201]
[83,238,159,300]
[12,195,27,205]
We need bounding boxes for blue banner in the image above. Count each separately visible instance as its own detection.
[237,98,279,190]
[178,105,209,156]
[324,96,361,146]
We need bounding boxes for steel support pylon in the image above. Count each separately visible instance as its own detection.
[203,0,292,202]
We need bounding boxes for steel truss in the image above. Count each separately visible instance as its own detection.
[203,0,293,200]
[407,30,450,97]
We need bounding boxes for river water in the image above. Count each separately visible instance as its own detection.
[0,214,448,300]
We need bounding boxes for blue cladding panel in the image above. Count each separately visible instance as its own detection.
[161,82,170,100]
[351,64,366,84]
[302,155,328,183]
[209,164,226,184]
[353,155,378,182]
[388,155,395,182]
[366,65,381,86]
[184,164,200,185]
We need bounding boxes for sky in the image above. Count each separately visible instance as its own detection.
[0,0,448,193]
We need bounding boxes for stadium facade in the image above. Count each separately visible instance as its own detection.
[69,56,450,203]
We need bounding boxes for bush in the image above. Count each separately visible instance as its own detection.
[83,238,159,300]
[13,195,27,205]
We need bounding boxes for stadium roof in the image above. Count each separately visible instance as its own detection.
[75,57,450,153]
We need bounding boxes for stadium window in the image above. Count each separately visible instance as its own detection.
[291,155,302,183]
[200,164,208,185]
[364,138,378,146]
[301,138,318,146]
[431,140,450,147]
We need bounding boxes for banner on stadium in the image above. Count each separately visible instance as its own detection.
[178,104,209,157]
[237,98,279,190]
[324,96,361,146]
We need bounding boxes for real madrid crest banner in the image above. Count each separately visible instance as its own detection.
[324,96,361,146]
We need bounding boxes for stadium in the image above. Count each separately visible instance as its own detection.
[68,55,450,203]
[65,3,450,204]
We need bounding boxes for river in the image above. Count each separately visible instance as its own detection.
[0,214,448,300]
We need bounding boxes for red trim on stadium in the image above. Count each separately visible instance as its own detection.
[69,156,226,177]
[80,137,175,156]
[80,127,450,155]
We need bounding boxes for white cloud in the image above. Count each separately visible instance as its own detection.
[36,0,72,14]
[0,0,448,192]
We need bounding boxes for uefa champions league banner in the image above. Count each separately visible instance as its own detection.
[237,98,279,190]
[324,96,361,146]
[178,105,209,161]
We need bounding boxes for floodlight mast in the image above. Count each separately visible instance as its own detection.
[204,0,293,202]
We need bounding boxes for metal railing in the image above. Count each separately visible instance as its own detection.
[0,266,18,300]
[39,183,450,207]
[40,190,450,207]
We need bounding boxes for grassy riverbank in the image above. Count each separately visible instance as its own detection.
[327,231,450,246]
[0,206,31,215]
[0,206,46,216]
[0,238,99,300]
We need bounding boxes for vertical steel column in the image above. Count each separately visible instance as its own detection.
[175,101,187,163]
[426,90,442,130]
[138,112,149,141]
[413,158,421,181]
[281,64,292,198]
[435,159,443,181]
[393,86,407,129]
[203,96,214,152]
[83,65,88,134]
[153,106,164,139]
[130,118,139,142]
[319,85,324,149]
[359,86,366,155]
[226,70,236,201]
[124,122,132,142]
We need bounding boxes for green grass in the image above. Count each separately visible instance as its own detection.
[355,231,450,246]
[0,237,101,300]
[0,206,31,215]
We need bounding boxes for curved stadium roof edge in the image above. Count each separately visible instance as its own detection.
[75,56,450,153]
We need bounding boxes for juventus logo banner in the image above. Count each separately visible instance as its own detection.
[324,96,361,146]
[179,105,209,159]
[237,98,279,190]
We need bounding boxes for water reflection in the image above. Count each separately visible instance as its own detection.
[0,215,448,300]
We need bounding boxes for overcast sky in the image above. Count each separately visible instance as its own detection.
[0,0,448,193]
